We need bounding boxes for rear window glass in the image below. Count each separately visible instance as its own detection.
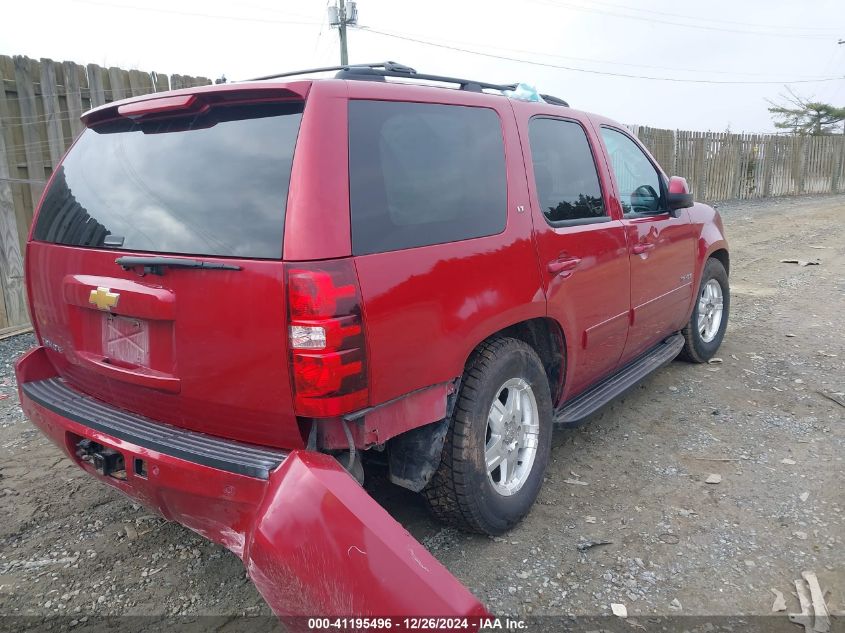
[349,100,507,255]
[33,102,303,259]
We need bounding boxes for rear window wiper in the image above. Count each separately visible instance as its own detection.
[115,256,242,276]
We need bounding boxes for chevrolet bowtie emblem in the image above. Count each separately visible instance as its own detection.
[89,286,120,311]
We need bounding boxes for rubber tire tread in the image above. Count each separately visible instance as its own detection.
[422,337,552,535]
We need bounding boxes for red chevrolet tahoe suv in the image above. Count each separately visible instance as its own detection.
[16,62,729,619]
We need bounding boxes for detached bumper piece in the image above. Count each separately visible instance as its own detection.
[246,450,489,624]
[16,348,488,625]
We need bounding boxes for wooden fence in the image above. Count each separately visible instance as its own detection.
[0,55,210,332]
[631,125,845,201]
[1,54,845,332]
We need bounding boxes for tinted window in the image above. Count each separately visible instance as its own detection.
[33,103,303,259]
[528,118,605,223]
[349,101,507,255]
[600,127,663,214]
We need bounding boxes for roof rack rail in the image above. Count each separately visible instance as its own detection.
[335,63,519,93]
[539,94,569,107]
[244,61,397,82]
[245,61,569,106]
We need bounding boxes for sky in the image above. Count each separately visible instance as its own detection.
[2,0,844,132]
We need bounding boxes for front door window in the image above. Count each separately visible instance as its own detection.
[600,128,663,214]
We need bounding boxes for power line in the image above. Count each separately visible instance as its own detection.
[355,27,842,79]
[205,0,323,22]
[313,0,331,57]
[359,27,845,85]
[3,137,75,154]
[542,0,843,33]
[70,0,323,25]
[527,0,842,40]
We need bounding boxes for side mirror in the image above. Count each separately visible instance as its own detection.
[667,176,694,212]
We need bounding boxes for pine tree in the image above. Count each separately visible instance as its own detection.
[768,88,845,135]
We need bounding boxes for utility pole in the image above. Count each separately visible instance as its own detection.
[338,0,348,65]
[328,1,358,65]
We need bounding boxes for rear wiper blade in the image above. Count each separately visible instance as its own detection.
[115,256,242,276]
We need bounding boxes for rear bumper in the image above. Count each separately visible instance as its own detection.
[16,346,488,622]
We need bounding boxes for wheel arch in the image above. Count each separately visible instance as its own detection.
[478,317,566,406]
[708,247,730,276]
[386,317,566,493]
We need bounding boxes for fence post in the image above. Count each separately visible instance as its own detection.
[0,124,27,329]
[107,66,126,101]
[87,64,106,107]
[832,135,845,193]
[13,56,47,208]
[792,136,805,194]
[39,58,65,167]
[728,134,740,199]
[62,61,85,138]
[694,132,706,199]
[759,135,772,198]
[671,129,678,176]
[0,126,11,329]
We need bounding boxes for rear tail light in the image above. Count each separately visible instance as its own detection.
[286,260,368,417]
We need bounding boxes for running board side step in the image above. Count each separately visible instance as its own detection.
[554,333,685,427]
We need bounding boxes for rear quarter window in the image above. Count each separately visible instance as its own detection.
[348,100,507,255]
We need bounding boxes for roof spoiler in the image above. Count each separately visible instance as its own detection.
[81,83,310,128]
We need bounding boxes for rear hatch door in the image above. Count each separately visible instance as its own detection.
[28,88,307,449]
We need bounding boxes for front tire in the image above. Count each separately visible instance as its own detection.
[422,337,553,535]
[679,257,730,363]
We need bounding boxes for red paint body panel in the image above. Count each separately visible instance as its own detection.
[117,94,198,118]
[16,347,487,622]
[348,82,545,405]
[586,118,699,365]
[689,202,730,303]
[319,383,450,450]
[246,451,489,620]
[618,211,697,363]
[27,242,303,449]
[283,81,352,261]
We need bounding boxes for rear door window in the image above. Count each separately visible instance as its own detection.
[348,100,507,255]
[528,117,606,224]
[33,102,303,259]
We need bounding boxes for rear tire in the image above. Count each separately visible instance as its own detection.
[679,257,730,363]
[422,337,553,535]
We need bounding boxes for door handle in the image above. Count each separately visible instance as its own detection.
[548,257,581,276]
[632,243,655,255]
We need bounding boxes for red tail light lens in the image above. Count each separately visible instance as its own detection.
[288,269,355,318]
[286,260,368,417]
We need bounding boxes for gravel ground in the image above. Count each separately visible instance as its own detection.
[0,194,843,629]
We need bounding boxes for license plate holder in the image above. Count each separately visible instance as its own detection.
[102,314,150,366]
